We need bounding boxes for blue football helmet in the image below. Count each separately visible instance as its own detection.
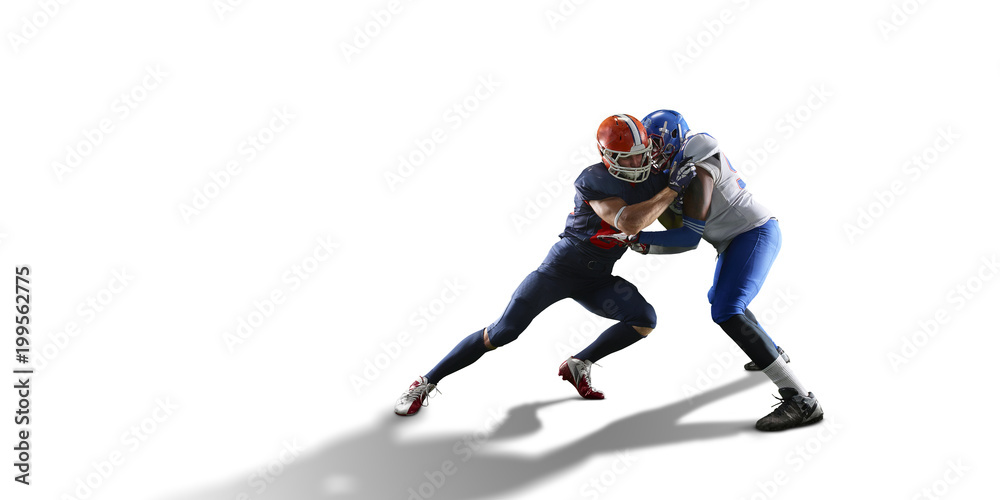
[641,110,690,173]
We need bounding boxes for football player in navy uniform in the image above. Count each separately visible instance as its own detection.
[394,114,698,416]
[601,110,823,431]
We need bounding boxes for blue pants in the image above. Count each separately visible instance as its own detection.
[486,266,656,347]
[707,219,782,324]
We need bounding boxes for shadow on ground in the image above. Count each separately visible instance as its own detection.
[164,374,766,500]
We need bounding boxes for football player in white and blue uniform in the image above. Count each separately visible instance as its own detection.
[603,110,823,431]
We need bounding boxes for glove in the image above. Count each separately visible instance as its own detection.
[629,242,650,255]
[667,162,697,193]
[595,232,636,248]
[668,194,684,215]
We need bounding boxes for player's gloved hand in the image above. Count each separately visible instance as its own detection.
[596,232,637,247]
[667,162,697,193]
[629,242,650,255]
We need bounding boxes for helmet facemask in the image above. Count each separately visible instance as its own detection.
[602,143,652,183]
[596,114,654,183]
[650,129,685,173]
[642,110,690,173]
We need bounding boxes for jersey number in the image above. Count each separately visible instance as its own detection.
[726,158,746,190]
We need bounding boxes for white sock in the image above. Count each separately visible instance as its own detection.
[762,357,808,395]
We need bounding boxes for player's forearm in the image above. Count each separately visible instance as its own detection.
[644,244,697,255]
[636,216,705,248]
[615,187,678,234]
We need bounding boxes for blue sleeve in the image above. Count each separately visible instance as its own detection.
[637,216,705,248]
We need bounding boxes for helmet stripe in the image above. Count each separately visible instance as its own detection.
[617,114,642,146]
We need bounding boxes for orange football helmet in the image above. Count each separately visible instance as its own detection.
[596,114,653,183]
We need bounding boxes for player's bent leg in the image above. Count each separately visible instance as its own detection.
[715,309,780,369]
[558,320,648,400]
[715,309,821,430]
[709,221,782,369]
[573,278,655,363]
[743,308,779,350]
[561,277,656,399]
[742,308,789,371]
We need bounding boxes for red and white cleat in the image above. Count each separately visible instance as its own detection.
[558,357,604,400]
[394,376,438,416]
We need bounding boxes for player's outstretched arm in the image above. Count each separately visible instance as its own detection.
[589,185,678,236]
[633,170,713,254]
[587,161,698,235]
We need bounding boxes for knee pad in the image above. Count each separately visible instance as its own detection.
[632,325,654,337]
[486,327,520,348]
[486,299,533,348]
[626,302,657,329]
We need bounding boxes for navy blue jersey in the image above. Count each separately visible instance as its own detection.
[542,163,669,271]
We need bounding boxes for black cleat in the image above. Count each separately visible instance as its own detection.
[745,346,790,371]
[755,387,823,432]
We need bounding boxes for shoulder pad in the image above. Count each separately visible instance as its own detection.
[679,133,719,164]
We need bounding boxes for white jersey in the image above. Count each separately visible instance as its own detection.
[680,133,773,253]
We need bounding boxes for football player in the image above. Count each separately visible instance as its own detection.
[394,114,698,416]
[601,110,823,431]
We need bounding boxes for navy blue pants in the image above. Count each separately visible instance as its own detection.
[486,265,656,347]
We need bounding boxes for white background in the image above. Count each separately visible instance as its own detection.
[2,1,998,499]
